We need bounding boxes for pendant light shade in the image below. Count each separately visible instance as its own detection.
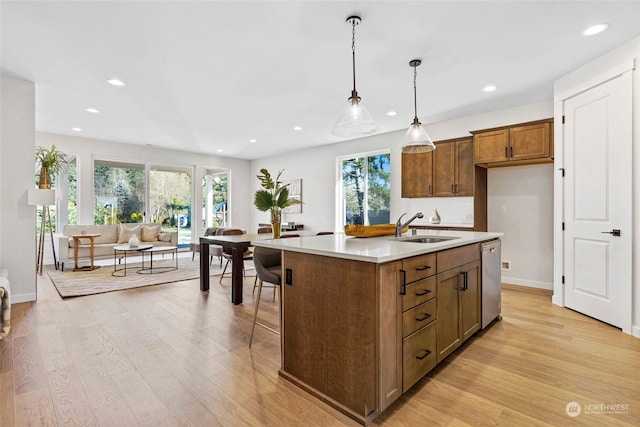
[332,16,377,138]
[402,59,435,153]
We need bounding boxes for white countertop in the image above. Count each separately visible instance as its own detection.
[410,222,474,229]
[252,230,502,263]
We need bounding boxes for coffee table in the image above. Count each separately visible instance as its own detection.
[112,244,153,277]
[137,246,178,274]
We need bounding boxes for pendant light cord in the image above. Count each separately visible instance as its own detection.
[413,64,418,120]
[351,19,357,93]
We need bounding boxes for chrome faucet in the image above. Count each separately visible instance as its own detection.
[396,212,424,237]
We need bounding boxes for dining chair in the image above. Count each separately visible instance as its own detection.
[218,228,253,285]
[249,246,283,347]
[190,227,223,267]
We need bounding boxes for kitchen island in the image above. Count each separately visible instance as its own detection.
[253,230,502,425]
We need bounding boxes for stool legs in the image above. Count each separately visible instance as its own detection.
[249,279,281,347]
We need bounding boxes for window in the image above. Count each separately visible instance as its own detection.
[339,151,391,227]
[149,166,192,247]
[202,169,228,228]
[93,160,146,224]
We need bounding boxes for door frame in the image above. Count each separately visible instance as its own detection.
[553,59,635,335]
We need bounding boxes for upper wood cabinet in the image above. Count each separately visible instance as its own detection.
[471,118,554,167]
[433,137,474,197]
[402,136,473,198]
[401,151,433,198]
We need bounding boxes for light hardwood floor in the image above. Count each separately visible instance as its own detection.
[1,271,639,426]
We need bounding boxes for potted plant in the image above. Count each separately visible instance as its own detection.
[35,145,69,189]
[254,168,301,238]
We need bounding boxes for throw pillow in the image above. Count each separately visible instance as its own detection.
[141,224,161,242]
[158,232,172,242]
[117,224,141,244]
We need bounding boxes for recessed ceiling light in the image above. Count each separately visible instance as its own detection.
[86,108,100,113]
[483,85,497,92]
[293,126,302,131]
[386,111,397,117]
[146,143,154,147]
[72,127,82,132]
[107,78,126,86]
[216,149,223,153]
[249,139,257,143]
[582,23,609,36]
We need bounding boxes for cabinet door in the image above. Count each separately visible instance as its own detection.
[509,122,551,161]
[460,260,481,342]
[473,129,509,164]
[401,151,433,198]
[432,141,455,197]
[436,267,462,363]
[454,138,474,196]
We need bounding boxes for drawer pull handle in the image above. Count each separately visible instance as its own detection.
[416,349,432,360]
[415,313,431,322]
[415,289,431,296]
[415,265,431,271]
[399,270,407,295]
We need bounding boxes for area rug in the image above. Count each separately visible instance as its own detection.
[47,257,254,298]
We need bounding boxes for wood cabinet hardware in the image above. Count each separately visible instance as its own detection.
[415,289,431,296]
[416,349,432,360]
[415,313,432,322]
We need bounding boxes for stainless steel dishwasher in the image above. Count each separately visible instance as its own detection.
[481,239,502,329]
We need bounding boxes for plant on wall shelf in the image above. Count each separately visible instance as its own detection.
[253,168,301,238]
[35,145,69,189]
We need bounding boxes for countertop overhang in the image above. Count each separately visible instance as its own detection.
[252,230,503,263]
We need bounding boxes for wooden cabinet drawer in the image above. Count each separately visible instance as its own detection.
[437,243,480,273]
[402,276,436,311]
[402,253,436,283]
[402,321,437,392]
[403,299,436,338]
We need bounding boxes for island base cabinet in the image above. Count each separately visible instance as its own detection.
[436,260,481,363]
[280,251,401,424]
[403,321,437,392]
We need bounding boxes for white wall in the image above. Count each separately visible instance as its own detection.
[251,101,554,288]
[0,76,37,303]
[36,132,252,239]
[553,35,640,337]
[488,164,554,289]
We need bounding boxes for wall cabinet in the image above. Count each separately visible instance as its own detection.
[472,118,553,167]
[402,136,474,198]
[433,137,474,197]
[435,244,481,363]
[401,150,433,197]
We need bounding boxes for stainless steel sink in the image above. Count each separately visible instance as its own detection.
[392,236,460,244]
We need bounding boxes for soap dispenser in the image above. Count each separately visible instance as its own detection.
[429,209,441,224]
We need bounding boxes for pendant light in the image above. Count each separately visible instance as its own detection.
[402,59,435,153]
[332,15,377,138]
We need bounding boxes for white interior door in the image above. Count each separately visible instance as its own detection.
[563,71,632,331]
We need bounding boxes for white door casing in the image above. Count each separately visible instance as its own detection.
[563,70,632,333]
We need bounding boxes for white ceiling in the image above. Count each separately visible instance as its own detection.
[2,1,640,160]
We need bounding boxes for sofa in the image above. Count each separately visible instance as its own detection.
[55,223,178,271]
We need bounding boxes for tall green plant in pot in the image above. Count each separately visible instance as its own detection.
[254,169,301,238]
[35,145,69,189]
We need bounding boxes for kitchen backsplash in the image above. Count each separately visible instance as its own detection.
[408,197,474,226]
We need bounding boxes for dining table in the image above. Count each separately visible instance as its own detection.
[200,232,296,304]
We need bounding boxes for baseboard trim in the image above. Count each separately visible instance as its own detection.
[632,326,640,339]
[500,277,552,291]
[11,292,37,304]
[501,283,553,296]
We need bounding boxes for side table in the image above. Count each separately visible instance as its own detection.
[73,233,101,272]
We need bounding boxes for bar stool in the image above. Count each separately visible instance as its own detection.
[250,246,283,347]
[253,226,275,297]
